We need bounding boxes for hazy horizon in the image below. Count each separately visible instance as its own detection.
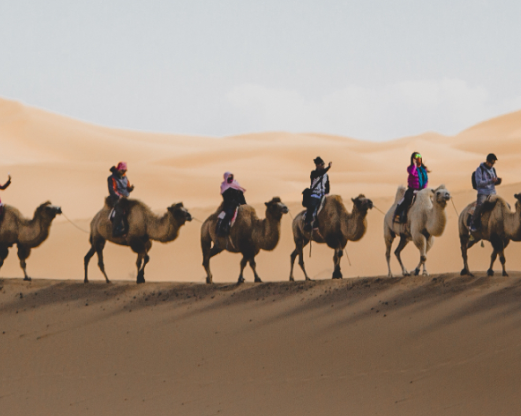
[1,0,520,141]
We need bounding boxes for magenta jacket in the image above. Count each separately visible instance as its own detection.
[407,165,428,190]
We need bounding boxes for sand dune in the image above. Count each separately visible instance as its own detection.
[2,97,521,414]
[1,98,521,282]
[2,275,521,416]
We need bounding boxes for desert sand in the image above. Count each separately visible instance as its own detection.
[1,97,521,414]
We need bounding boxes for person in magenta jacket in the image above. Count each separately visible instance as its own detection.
[394,152,429,223]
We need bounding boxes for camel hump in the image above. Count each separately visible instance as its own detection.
[394,186,406,204]
[104,197,147,212]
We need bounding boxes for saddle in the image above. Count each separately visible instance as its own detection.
[393,193,417,224]
[216,206,239,237]
[465,196,500,228]
[106,197,130,237]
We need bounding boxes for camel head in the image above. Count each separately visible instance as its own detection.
[433,185,451,206]
[264,197,289,219]
[351,194,373,213]
[167,203,192,225]
[35,201,62,220]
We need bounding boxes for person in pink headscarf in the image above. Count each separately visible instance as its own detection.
[217,172,246,236]
[108,162,134,237]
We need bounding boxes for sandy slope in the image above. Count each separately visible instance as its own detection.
[2,97,521,415]
[1,97,521,282]
[2,275,521,416]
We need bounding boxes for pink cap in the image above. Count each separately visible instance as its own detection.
[116,162,128,171]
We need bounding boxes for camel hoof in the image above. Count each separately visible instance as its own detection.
[414,268,420,276]
[137,277,145,284]
[460,269,469,276]
[84,279,89,284]
[237,276,245,284]
[289,277,295,282]
[106,280,111,284]
[23,276,32,282]
[503,271,509,277]
[206,277,213,284]
[305,277,314,281]
[254,277,262,283]
[487,269,494,277]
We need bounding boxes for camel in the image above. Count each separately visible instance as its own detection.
[458,194,521,277]
[0,201,62,280]
[384,185,451,277]
[289,194,373,281]
[84,197,192,284]
[201,197,289,284]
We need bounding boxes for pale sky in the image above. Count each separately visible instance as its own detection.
[1,0,520,141]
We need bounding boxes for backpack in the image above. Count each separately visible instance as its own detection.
[302,174,325,207]
[471,166,496,190]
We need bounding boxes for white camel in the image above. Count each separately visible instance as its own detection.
[384,185,451,277]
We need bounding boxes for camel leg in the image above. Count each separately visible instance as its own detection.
[202,245,224,284]
[488,234,504,277]
[95,240,111,283]
[289,248,298,282]
[332,249,343,279]
[459,234,470,276]
[237,255,249,284]
[0,245,9,274]
[384,231,395,278]
[394,235,410,276]
[290,238,312,281]
[248,256,262,283]
[135,252,147,284]
[16,245,32,281]
[413,235,428,276]
[84,246,96,283]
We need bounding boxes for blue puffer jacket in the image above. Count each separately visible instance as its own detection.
[475,163,497,195]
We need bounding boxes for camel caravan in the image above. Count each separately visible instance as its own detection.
[0,151,517,284]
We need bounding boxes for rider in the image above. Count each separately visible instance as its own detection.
[469,153,500,232]
[304,157,332,232]
[217,172,246,236]
[0,174,12,217]
[395,152,429,223]
[108,162,134,237]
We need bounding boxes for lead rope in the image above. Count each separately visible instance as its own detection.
[451,198,460,217]
[61,211,90,234]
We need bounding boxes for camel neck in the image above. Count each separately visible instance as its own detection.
[18,212,52,246]
[343,206,368,242]
[147,211,180,242]
[425,199,447,237]
[254,210,282,251]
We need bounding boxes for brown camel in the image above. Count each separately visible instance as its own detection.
[84,197,192,284]
[201,197,289,284]
[459,193,521,277]
[384,185,451,277]
[0,201,62,280]
[289,194,373,281]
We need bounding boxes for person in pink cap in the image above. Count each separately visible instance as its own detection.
[108,162,134,237]
[217,172,246,236]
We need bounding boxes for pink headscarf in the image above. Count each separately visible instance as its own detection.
[116,161,128,171]
[220,172,246,194]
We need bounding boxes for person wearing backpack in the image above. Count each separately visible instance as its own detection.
[303,157,332,232]
[470,153,501,232]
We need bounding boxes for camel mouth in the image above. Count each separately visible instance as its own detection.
[56,207,62,214]
[186,213,193,222]
[281,206,289,214]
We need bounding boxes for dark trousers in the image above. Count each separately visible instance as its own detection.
[305,197,322,227]
[470,194,488,228]
[111,199,128,237]
[395,188,416,220]
[216,204,239,236]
